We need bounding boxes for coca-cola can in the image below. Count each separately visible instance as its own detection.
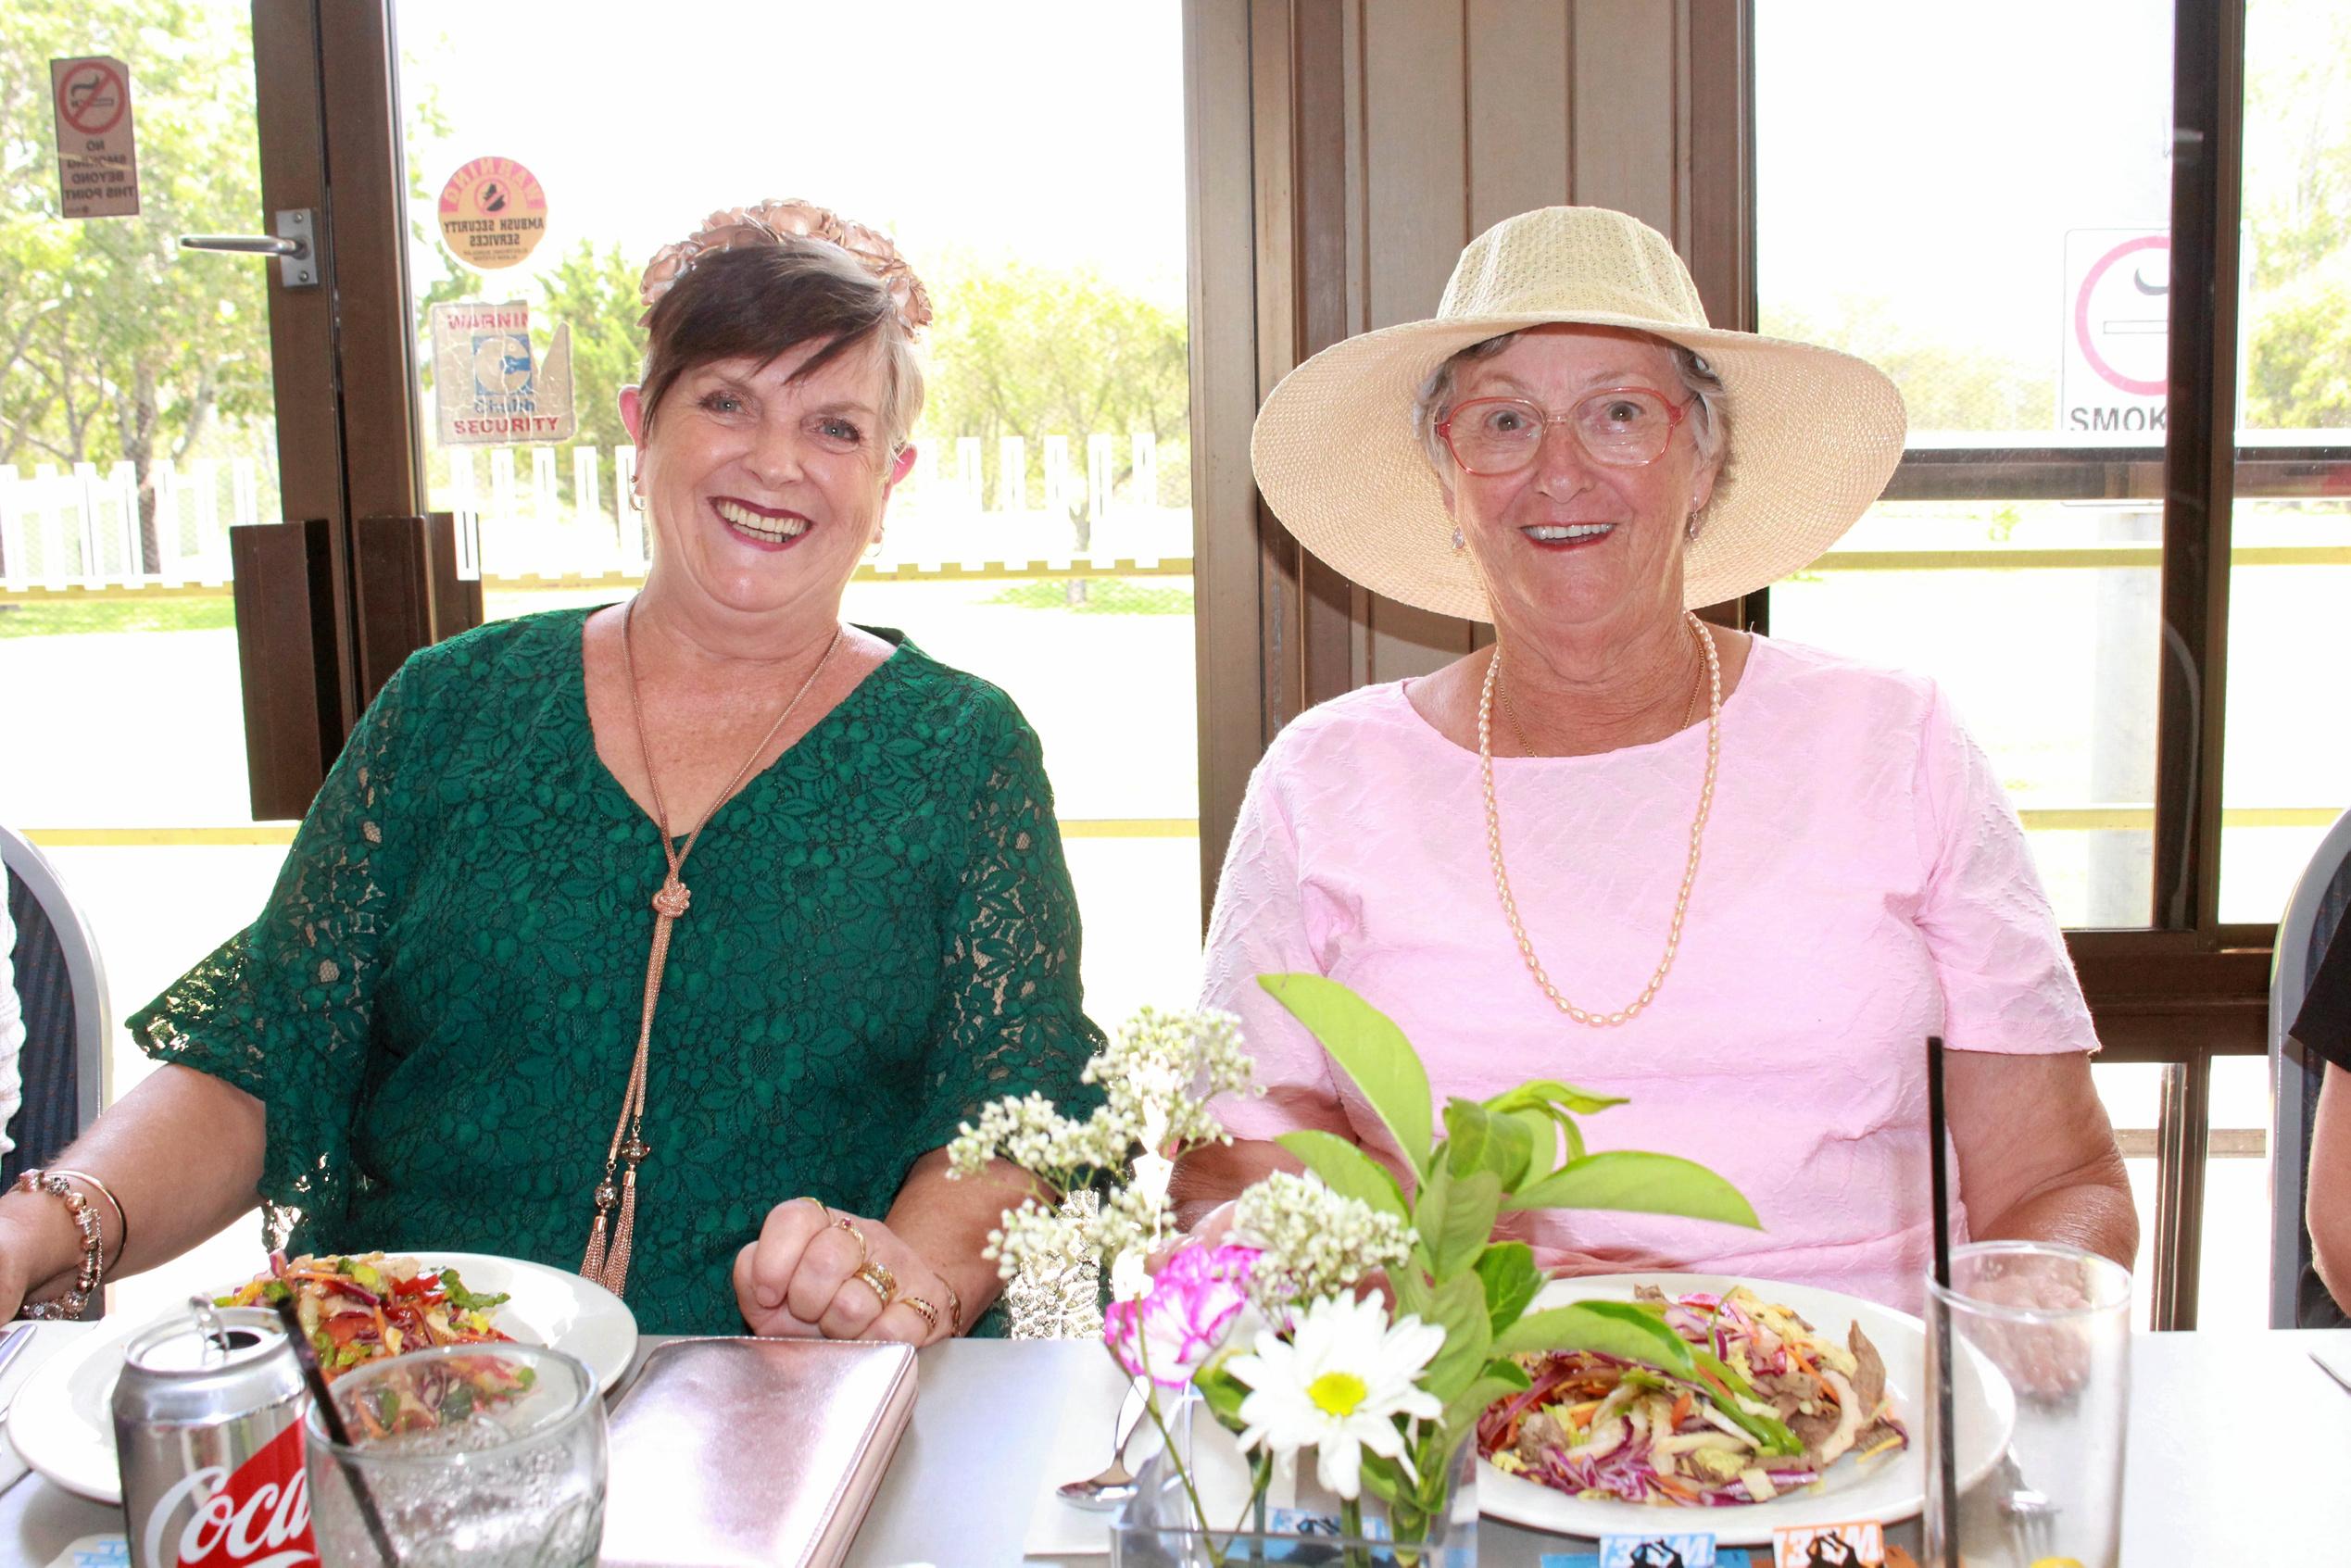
[112,1305,319,1568]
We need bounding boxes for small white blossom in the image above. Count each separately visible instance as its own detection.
[950,1008,1262,1301]
[1233,1171,1414,1312]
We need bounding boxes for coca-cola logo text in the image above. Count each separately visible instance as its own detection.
[138,1417,318,1568]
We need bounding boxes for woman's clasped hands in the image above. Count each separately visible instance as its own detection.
[733,1195,956,1346]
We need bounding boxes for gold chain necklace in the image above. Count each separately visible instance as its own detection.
[1478,610,1720,1027]
[578,602,846,1296]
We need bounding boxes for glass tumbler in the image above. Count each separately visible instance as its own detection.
[302,1343,607,1568]
[1924,1240,2131,1568]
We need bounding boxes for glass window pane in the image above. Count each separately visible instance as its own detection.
[1,0,285,1311]
[396,1,1200,1022]
[1757,0,2175,926]
[2221,0,2351,924]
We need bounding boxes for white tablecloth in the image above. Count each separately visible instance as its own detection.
[3,1328,2346,1565]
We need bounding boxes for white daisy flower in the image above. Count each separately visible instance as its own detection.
[1226,1292,1446,1500]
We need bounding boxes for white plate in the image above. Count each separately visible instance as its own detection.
[9,1250,637,1503]
[1477,1273,2015,1546]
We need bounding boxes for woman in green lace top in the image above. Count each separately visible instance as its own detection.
[0,201,1103,1338]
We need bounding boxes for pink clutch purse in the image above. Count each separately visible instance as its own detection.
[598,1336,920,1568]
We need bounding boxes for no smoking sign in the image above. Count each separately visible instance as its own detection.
[50,55,139,219]
[2059,228,2169,436]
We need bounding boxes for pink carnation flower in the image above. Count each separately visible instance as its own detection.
[1104,1243,1259,1389]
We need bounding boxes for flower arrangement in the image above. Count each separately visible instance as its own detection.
[949,974,1760,1562]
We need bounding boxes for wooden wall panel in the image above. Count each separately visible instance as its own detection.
[1570,0,1679,238]
[1189,0,1270,910]
[1466,0,1573,233]
[1359,1,1477,685]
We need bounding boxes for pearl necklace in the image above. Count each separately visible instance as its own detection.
[1477,610,1721,1027]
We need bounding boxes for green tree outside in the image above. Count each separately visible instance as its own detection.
[1,0,272,569]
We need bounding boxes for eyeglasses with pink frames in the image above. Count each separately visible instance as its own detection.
[1436,386,1696,474]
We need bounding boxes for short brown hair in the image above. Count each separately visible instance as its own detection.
[636,242,924,455]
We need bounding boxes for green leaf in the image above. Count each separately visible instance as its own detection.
[1443,1098,1533,1190]
[1491,1300,1698,1373]
[1502,1151,1761,1228]
[1413,1276,1494,1402]
[1193,1354,1251,1430]
[1389,1264,1432,1322]
[1273,1130,1410,1222]
[1356,1449,1408,1507]
[1439,1363,1532,1446]
[1471,1241,1543,1336]
[1501,1108,1559,1183]
[1257,974,1432,1173]
[1495,1079,1628,1117]
[1414,1166,1502,1282]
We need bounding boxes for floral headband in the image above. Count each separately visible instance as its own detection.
[636,198,935,337]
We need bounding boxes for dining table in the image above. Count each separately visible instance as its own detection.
[2,1323,2345,1566]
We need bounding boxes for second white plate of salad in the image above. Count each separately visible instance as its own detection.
[1476,1273,2014,1545]
[10,1249,636,1504]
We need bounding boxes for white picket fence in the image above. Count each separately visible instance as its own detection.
[0,458,258,590]
[1,433,1191,592]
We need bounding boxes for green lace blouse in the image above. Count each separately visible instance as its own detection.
[130,608,1105,1335]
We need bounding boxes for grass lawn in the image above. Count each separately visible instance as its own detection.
[0,597,235,636]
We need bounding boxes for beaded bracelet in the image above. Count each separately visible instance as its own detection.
[46,1168,127,1270]
[15,1171,104,1320]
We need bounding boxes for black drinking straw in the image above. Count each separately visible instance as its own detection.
[274,1298,401,1568]
[1927,1035,1959,1568]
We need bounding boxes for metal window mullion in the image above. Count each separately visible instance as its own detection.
[2150,0,2246,936]
[2150,1052,2212,1330]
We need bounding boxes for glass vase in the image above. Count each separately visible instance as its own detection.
[1111,1399,1477,1568]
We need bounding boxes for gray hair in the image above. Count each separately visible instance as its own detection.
[1411,331,1730,481]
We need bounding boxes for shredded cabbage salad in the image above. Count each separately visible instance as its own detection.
[1478,1286,1907,1508]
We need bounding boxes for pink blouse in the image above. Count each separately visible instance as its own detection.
[1201,636,2097,1312]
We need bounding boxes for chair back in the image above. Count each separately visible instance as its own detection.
[2269,807,2351,1327]
[0,825,108,1185]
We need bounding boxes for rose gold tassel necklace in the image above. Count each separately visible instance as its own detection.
[580,600,844,1296]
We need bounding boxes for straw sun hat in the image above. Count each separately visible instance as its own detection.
[1248,206,1907,620]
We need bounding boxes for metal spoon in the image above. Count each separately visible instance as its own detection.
[1057,1381,1152,1510]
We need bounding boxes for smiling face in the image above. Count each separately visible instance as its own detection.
[620,335,915,629]
[1440,324,1722,639]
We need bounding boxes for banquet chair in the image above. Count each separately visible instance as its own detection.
[2269,806,2351,1328]
[0,824,108,1194]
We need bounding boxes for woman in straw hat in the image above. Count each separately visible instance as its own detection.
[1180,207,2134,1310]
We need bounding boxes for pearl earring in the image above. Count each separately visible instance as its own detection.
[1451,526,1465,552]
[1685,512,1703,542]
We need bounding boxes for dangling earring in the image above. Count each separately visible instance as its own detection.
[1451,526,1465,553]
[626,484,644,513]
[1684,511,1703,542]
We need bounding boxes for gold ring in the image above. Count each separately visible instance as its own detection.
[897,1295,941,1336]
[852,1260,899,1308]
[830,1216,869,1270]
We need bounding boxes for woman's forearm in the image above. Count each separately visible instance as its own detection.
[0,1064,264,1303]
[1170,1137,1302,1231]
[884,1148,1035,1330]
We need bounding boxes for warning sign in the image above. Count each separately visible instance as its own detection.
[437,157,547,270]
[429,301,575,445]
[2060,228,2169,437]
[51,56,139,219]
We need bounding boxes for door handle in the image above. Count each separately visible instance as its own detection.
[180,207,318,289]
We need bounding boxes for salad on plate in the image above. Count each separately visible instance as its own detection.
[1479,1285,1907,1508]
[211,1250,513,1380]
